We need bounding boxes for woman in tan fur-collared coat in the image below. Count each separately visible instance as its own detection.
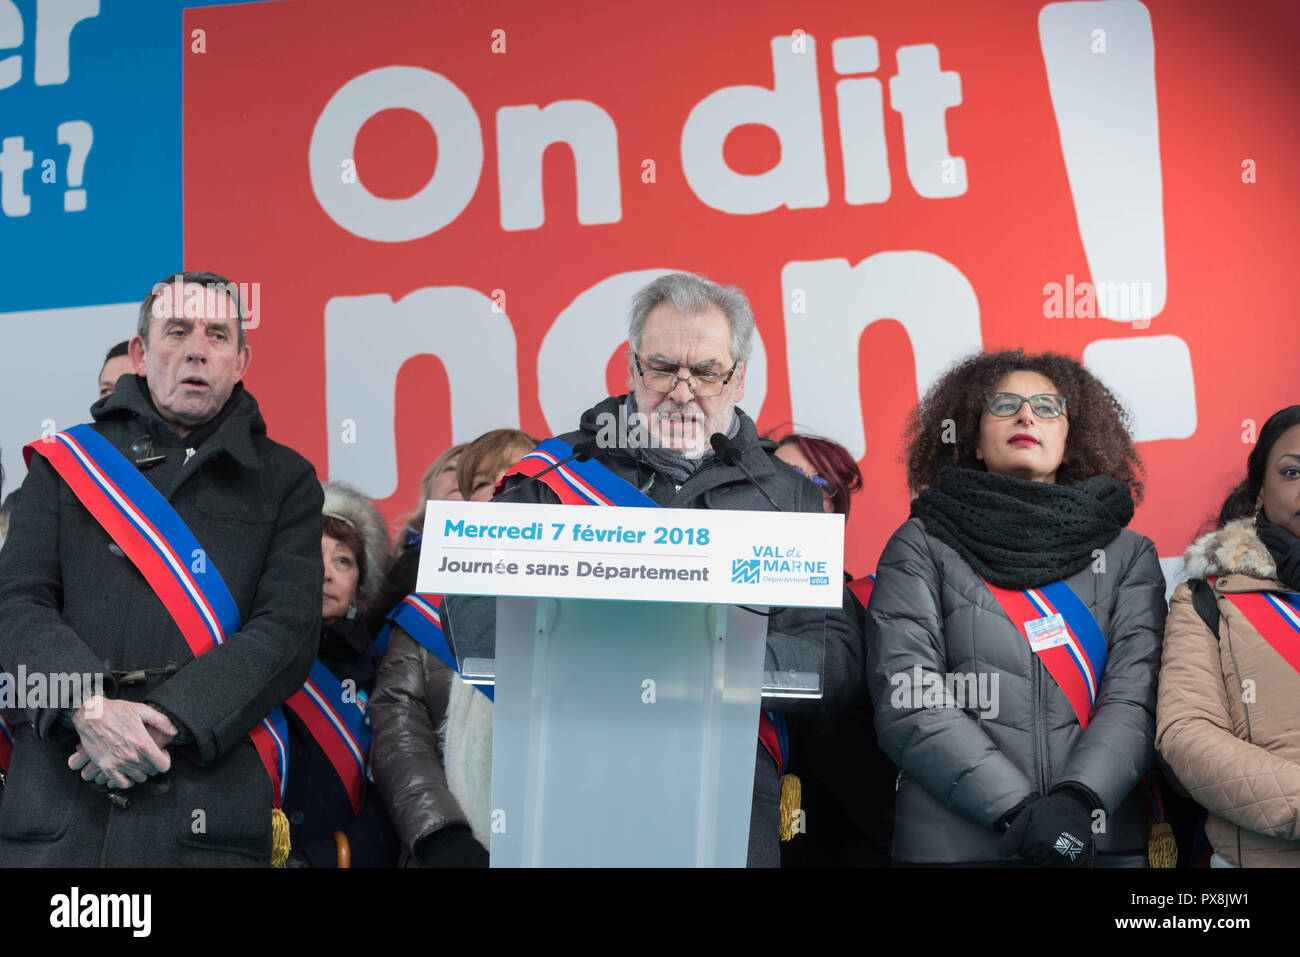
[1156,406,1300,867]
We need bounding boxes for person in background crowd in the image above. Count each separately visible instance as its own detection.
[368,428,536,867]
[283,480,402,867]
[866,350,1166,867]
[773,431,862,516]
[769,430,895,866]
[457,429,539,501]
[367,443,467,636]
[98,340,134,399]
[0,270,323,866]
[1157,405,1300,867]
[439,273,863,867]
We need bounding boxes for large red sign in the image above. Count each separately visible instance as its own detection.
[183,0,1300,573]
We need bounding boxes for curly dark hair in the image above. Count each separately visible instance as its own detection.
[903,349,1145,502]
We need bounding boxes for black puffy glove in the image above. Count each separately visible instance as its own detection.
[415,825,490,868]
[996,788,1097,866]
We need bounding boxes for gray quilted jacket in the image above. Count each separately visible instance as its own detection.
[864,517,1166,865]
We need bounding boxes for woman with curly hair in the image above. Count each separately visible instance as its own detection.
[865,350,1167,866]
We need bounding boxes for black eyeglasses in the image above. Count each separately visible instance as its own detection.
[634,354,739,397]
[984,393,1067,419]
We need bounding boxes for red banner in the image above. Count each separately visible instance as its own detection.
[183,0,1300,573]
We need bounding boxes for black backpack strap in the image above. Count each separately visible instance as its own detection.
[1189,578,1221,640]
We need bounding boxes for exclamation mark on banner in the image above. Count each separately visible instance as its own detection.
[1039,0,1194,442]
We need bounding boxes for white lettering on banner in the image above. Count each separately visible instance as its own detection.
[418,501,844,608]
[0,134,33,216]
[782,253,982,461]
[832,36,891,205]
[0,0,98,90]
[496,100,622,231]
[34,0,99,86]
[1039,1,1166,320]
[1082,335,1196,442]
[325,288,519,498]
[309,66,484,242]
[536,269,767,436]
[680,35,829,214]
[889,44,967,198]
[0,0,22,91]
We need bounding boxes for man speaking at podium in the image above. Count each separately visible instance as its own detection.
[443,272,863,867]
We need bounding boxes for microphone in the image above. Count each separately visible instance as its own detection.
[710,433,783,512]
[492,440,598,503]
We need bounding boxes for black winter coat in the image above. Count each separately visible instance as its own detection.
[441,395,866,867]
[282,618,401,867]
[0,377,323,866]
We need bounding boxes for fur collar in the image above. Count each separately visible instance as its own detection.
[1183,517,1278,580]
[321,480,390,611]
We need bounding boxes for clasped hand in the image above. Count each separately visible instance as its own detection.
[67,696,178,790]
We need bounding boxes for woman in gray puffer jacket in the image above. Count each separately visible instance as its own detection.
[865,351,1167,866]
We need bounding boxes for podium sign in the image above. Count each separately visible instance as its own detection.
[417,500,845,606]
[424,501,844,866]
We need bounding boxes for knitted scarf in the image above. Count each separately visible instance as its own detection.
[910,466,1135,589]
[1256,513,1300,591]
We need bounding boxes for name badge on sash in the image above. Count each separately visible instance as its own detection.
[982,577,1107,728]
[1024,612,1070,651]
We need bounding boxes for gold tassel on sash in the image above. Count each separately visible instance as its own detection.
[779,773,802,841]
[1148,821,1178,869]
[270,808,291,868]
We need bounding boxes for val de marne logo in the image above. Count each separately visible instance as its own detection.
[731,558,760,584]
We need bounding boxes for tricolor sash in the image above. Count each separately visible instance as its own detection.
[982,578,1107,729]
[22,425,297,801]
[0,711,13,775]
[377,592,494,702]
[1217,580,1300,675]
[846,573,875,607]
[499,436,791,771]
[499,437,659,508]
[283,660,371,813]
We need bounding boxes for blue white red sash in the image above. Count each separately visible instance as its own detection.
[500,436,791,770]
[377,593,493,701]
[283,660,371,813]
[22,425,298,801]
[846,573,875,607]
[0,711,13,774]
[497,437,659,508]
[1216,579,1300,675]
[982,578,1107,729]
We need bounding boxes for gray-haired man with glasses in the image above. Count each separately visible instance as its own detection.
[439,271,864,867]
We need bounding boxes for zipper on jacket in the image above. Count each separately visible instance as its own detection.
[1032,660,1049,794]
[183,447,195,465]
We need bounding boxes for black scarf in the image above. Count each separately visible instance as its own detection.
[625,393,739,486]
[1256,513,1300,591]
[909,467,1135,589]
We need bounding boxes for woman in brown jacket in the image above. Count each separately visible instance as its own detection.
[368,429,536,867]
[1156,405,1300,867]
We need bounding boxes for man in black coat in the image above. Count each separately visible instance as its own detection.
[441,272,864,867]
[0,271,323,866]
